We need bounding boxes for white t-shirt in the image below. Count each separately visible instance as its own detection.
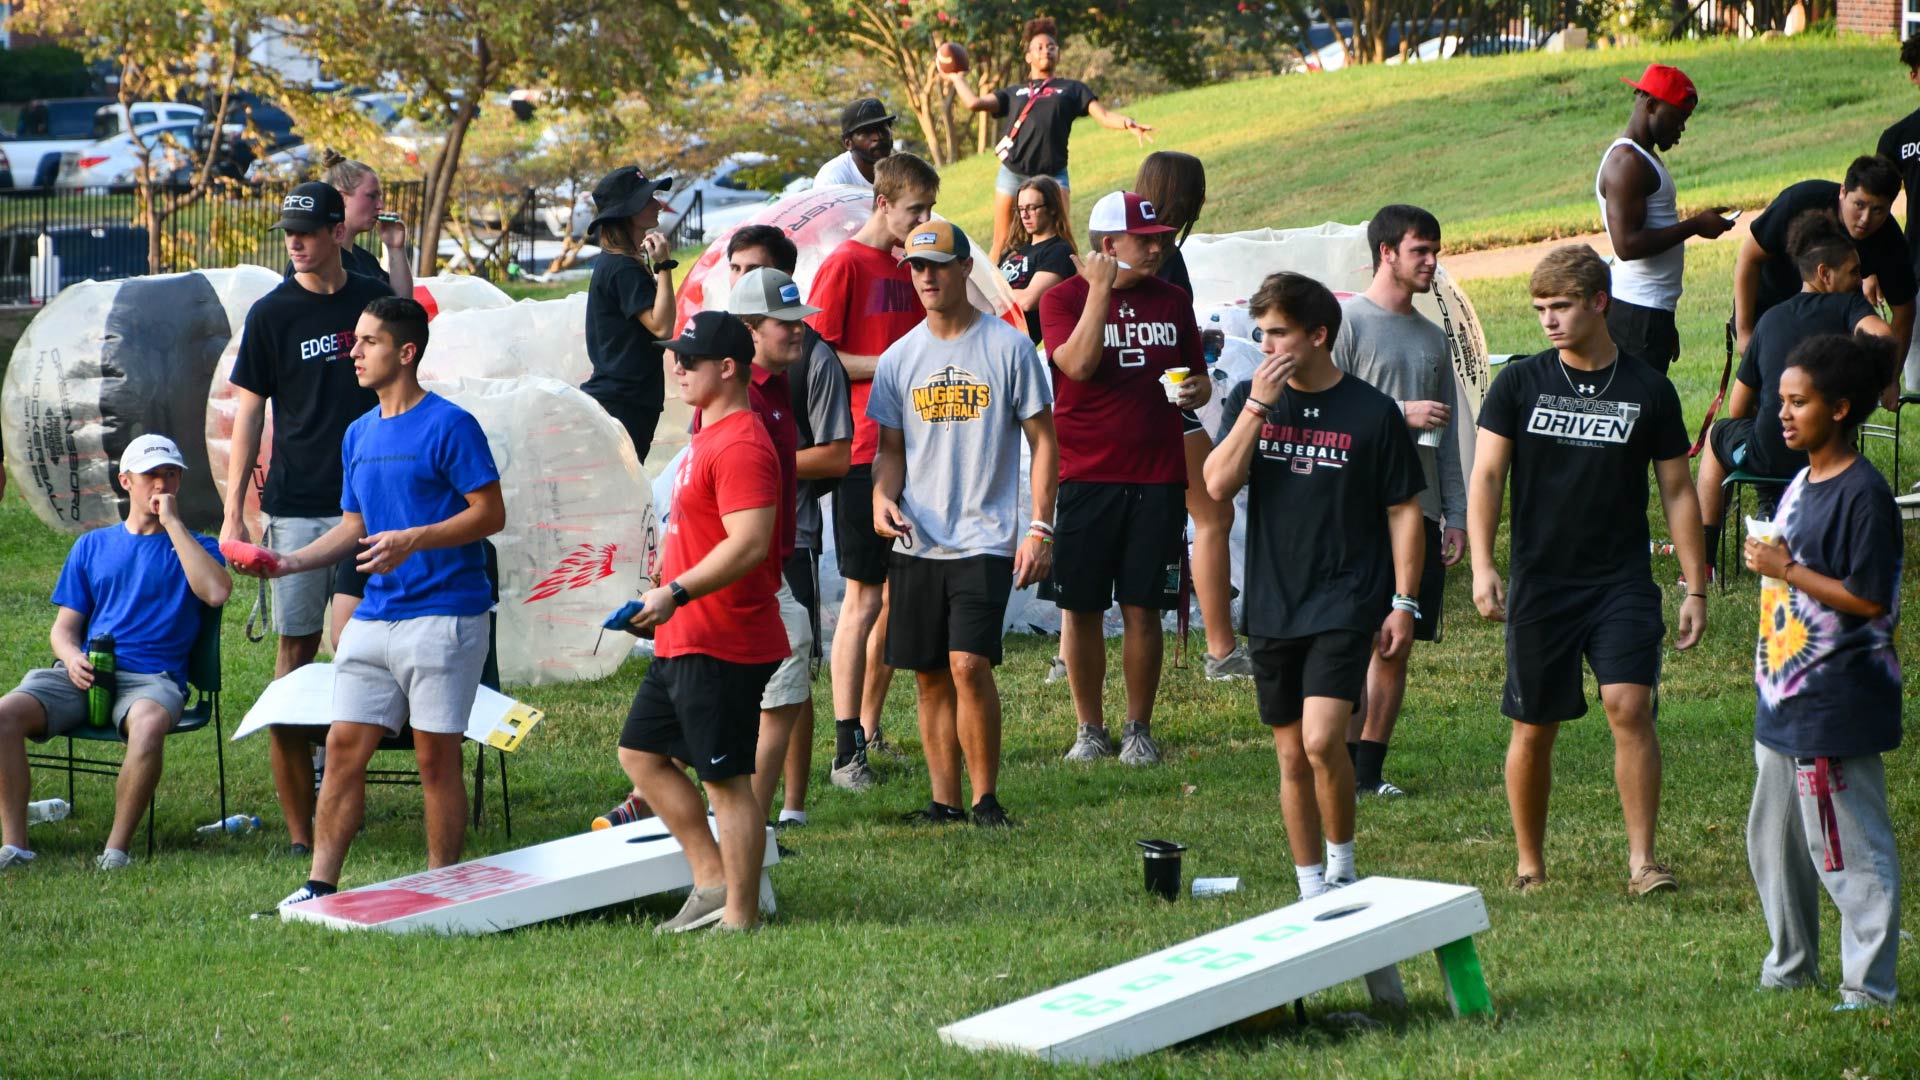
[813,151,873,190]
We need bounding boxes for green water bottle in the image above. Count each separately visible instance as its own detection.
[86,633,116,729]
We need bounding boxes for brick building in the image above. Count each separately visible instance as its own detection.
[1838,0,1916,37]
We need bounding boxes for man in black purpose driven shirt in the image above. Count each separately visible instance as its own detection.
[1204,272,1426,900]
[1470,245,1708,899]
[221,181,390,856]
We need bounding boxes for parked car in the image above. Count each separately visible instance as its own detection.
[5,96,114,188]
[89,101,206,140]
[55,122,200,187]
[0,224,150,303]
[658,153,781,241]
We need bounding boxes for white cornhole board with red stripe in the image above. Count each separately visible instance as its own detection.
[279,817,778,934]
[939,877,1491,1065]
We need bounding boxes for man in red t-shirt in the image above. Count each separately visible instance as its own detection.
[805,153,939,792]
[621,311,787,934]
[1038,191,1209,768]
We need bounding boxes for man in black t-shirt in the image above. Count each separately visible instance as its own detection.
[222,181,389,856]
[1698,210,1892,570]
[1469,245,1708,899]
[1204,273,1425,900]
[1734,157,1914,358]
[1877,32,1920,391]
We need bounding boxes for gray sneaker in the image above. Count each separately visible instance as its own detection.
[1203,642,1254,681]
[1118,722,1161,766]
[829,754,877,792]
[94,849,132,871]
[656,884,728,934]
[1063,724,1115,762]
[1045,656,1068,683]
[867,730,908,762]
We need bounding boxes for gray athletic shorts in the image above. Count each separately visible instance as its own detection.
[333,614,489,736]
[10,664,185,740]
[760,578,812,711]
[263,514,357,637]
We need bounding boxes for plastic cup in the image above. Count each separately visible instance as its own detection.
[1164,368,1190,384]
[1137,839,1187,901]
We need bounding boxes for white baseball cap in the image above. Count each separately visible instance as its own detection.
[119,434,187,475]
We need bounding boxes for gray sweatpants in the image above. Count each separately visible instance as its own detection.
[1746,742,1901,1005]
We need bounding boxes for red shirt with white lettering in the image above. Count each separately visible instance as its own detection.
[1038,274,1202,484]
[691,366,799,559]
[655,408,788,664]
[805,238,926,466]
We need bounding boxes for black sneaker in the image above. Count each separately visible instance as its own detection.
[971,798,1016,828]
[901,802,968,826]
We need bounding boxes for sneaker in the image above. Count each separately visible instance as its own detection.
[1629,862,1678,896]
[592,792,650,831]
[901,802,968,826]
[867,730,908,762]
[1360,780,1408,798]
[773,813,807,830]
[1203,642,1254,681]
[1117,722,1161,766]
[279,883,334,907]
[656,884,728,934]
[0,845,35,870]
[1324,875,1356,890]
[829,754,877,792]
[774,839,801,860]
[712,919,761,934]
[972,797,1016,828]
[1509,873,1547,894]
[1045,656,1068,683]
[289,842,312,858]
[1063,724,1115,762]
[94,849,132,871]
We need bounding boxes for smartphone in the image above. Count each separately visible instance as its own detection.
[1721,209,1742,223]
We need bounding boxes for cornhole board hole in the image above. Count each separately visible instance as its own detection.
[279,817,779,934]
[939,877,1491,1065]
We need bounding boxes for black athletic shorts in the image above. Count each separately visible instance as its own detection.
[1502,577,1664,725]
[1181,409,1206,437]
[620,655,777,781]
[582,387,661,460]
[1414,516,1445,644]
[832,465,891,586]
[784,547,821,661]
[334,558,368,600]
[1039,480,1185,612]
[1250,630,1373,726]
[884,553,1013,670]
[1707,416,1755,471]
[1605,298,1679,376]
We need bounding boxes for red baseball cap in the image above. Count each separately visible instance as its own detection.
[1088,191,1175,235]
[1621,64,1697,112]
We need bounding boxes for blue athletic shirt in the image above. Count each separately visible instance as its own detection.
[51,526,224,690]
[340,392,500,621]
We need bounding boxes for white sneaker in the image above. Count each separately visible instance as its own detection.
[94,849,132,871]
[1203,642,1254,681]
[1063,724,1115,762]
[1045,656,1068,683]
[1118,722,1161,766]
[0,844,35,870]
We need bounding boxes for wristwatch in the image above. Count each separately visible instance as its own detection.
[667,580,691,607]
[652,259,679,274]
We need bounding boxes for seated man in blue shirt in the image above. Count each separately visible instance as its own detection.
[257,296,505,906]
[0,434,232,871]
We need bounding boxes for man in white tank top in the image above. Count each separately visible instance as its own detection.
[1595,64,1734,375]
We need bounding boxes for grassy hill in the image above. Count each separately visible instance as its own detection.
[936,35,1914,251]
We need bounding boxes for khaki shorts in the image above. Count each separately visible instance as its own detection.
[759,579,813,711]
[332,614,489,735]
[10,664,185,739]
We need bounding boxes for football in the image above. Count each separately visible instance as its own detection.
[937,41,970,74]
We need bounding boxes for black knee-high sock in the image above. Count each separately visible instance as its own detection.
[834,719,860,765]
[1703,523,1722,572]
[1354,740,1389,789]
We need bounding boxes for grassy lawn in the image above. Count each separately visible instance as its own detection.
[2,226,1917,1074]
[937,36,1915,252]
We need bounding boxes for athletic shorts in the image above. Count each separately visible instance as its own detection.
[760,578,814,710]
[784,547,822,663]
[332,613,490,736]
[10,664,184,740]
[1181,409,1206,437]
[1502,577,1664,724]
[262,514,368,636]
[621,654,777,782]
[1414,516,1446,644]
[1605,298,1680,376]
[582,385,662,460]
[832,465,892,586]
[1707,415,1754,471]
[1039,480,1185,612]
[884,553,1014,671]
[1250,630,1373,726]
[995,164,1071,197]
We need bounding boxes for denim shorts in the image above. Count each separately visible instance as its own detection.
[995,164,1071,197]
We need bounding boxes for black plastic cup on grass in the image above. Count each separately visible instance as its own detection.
[1137,839,1187,901]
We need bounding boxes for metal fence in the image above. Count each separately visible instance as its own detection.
[1310,0,1805,62]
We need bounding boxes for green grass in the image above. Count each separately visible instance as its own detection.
[4,216,1920,1077]
[938,36,1915,252]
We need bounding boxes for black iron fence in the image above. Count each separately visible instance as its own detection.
[1305,0,1805,64]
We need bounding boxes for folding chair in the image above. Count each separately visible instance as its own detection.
[1717,469,1793,592]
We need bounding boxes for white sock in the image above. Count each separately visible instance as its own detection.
[1327,840,1355,883]
[1295,862,1327,899]
[777,809,808,825]
[0,844,35,864]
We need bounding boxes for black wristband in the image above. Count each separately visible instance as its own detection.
[1687,592,1706,599]
[668,581,691,606]
[653,259,679,273]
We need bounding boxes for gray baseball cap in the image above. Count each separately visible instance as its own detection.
[729,267,821,321]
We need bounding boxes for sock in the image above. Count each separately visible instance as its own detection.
[1354,740,1389,789]
[1296,862,1327,899]
[1,844,35,863]
[1327,840,1355,883]
[777,809,807,825]
[834,719,859,765]
[304,879,338,898]
[1703,523,1722,572]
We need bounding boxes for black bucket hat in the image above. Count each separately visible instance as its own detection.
[588,166,673,236]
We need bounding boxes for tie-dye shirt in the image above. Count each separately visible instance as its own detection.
[1754,458,1903,758]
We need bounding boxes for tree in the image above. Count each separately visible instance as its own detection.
[290,0,783,272]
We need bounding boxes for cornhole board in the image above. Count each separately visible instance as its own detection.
[279,817,778,934]
[1898,492,1920,521]
[939,877,1491,1065]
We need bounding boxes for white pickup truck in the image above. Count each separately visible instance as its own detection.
[3,100,205,189]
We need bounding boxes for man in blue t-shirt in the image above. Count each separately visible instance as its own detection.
[254,297,505,908]
[0,435,231,872]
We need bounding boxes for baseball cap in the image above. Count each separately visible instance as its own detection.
[589,166,673,236]
[270,181,346,232]
[898,220,972,265]
[1087,191,1175,235]
[840,98,896,138]
[1621,64,1697,112]
[730,267,822,320]
[668,310,756,365]
[119,434,187,475]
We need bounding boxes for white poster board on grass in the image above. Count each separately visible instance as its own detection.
[230,661,542,751]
